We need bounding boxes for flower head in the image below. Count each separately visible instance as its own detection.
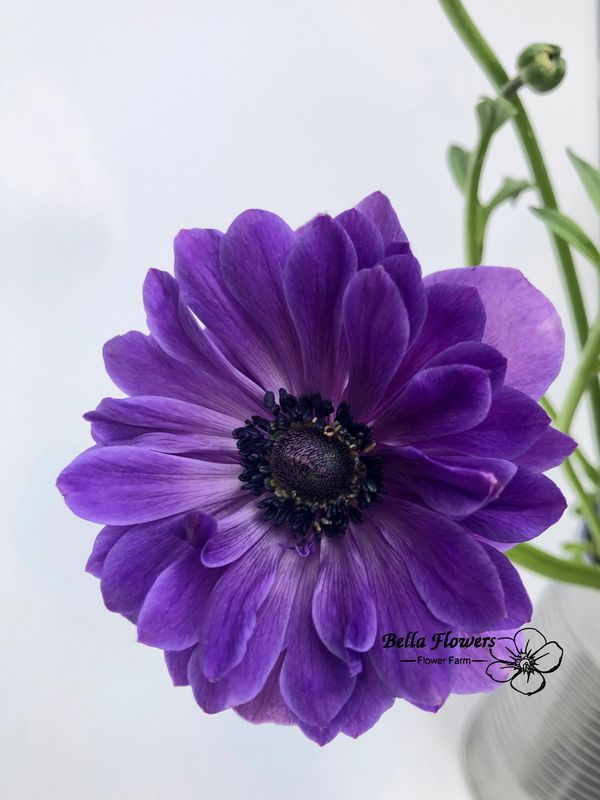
[57,192,574,743]
[486,626,563,695]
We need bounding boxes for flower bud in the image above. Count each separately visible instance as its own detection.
[517,44,565,93]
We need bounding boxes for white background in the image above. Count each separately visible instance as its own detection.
[1,1,598,798]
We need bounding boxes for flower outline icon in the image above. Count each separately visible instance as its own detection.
[486,626,563,695]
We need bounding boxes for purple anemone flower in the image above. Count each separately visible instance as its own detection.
[58,192,574,744]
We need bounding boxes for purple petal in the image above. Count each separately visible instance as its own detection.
[87,395,236,435]
[57,446,239,525]
[103,332,212,406]
[165,646,195,686]
[234,655,297,726]
[198,536,282,681]
[85,525,128,578]
[375,364,492,445]
[355,191,408,247]
[480,543,532,629]
[336,208,385,270]
[490,636,520,663]
[280,554,356,727]
[143,269,264,413]
[425,341,507,395]
[137,548,221,650]
[173,228,224,330]
[425,267,564,399]
[102,328,264,420]
[451,628,516,694]
[312,537,377,673]
[174,227,289,391]
[219,210,302,385]
[428,386,550,460]
[378,499,506,630]
[463,467,567,543]
[142,268,209,365]
[85,395,238,453]
[486,661,518,683]
[284,215,356,401]
[384,447,516,518]
[300,659,395,744]
[100,516,189,617]
[201,505,269,567]
[355,523,453,707]
[389,283,486,387]
[516,426,576,470]
[380,253,427,345]
[343,265,409,420]
[330,659,395,739]
[297,721,341,746]
[189,548,300,713]
[94,430,237,459]
[170,510,218,548]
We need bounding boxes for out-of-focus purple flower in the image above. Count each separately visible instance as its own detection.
[58,192,574,744]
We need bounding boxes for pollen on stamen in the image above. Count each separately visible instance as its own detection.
[232,389,385,547]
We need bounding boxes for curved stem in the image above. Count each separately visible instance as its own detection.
[563,459,600,552]
[464,129,491,264]
[508,543,600,589]
[439,0,600,455]
[558,313,600,433]
[575,448,599,486]
[499,75,524,99]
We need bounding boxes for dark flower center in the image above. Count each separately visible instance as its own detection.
[232,389,385,553]
[270,429,355,502]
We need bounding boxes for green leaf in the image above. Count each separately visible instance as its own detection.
[508,543,600,589]
[486,177,532,215]
[563,541,595,566]
[476,96,516,137]
[567,148,600,217]
[563,542,594,554]
[530,206,600,270]
[447,145,471,192]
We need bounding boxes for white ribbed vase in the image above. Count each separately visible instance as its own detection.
[464,582,600,800]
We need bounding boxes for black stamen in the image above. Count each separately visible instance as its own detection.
[232,389,385,547]
[263,391,275,409]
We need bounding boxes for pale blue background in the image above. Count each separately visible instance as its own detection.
[1,1,598,798]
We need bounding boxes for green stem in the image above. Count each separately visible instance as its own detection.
[575,448,599,486]
[563,459,600,552]
[558,313,600,433]
[540,396,556,417]
[439,0,600,456]
[508,543,600,589]
[575,450,599,485]
[464,129,491,264]
[499,75,524,99]
[539,396,600,553]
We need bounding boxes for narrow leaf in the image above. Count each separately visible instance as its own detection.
[567,149,600,217]
[530,206,600,270]
[486,177,532,215]
[476,96,516,137]
[447,145,471,192]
